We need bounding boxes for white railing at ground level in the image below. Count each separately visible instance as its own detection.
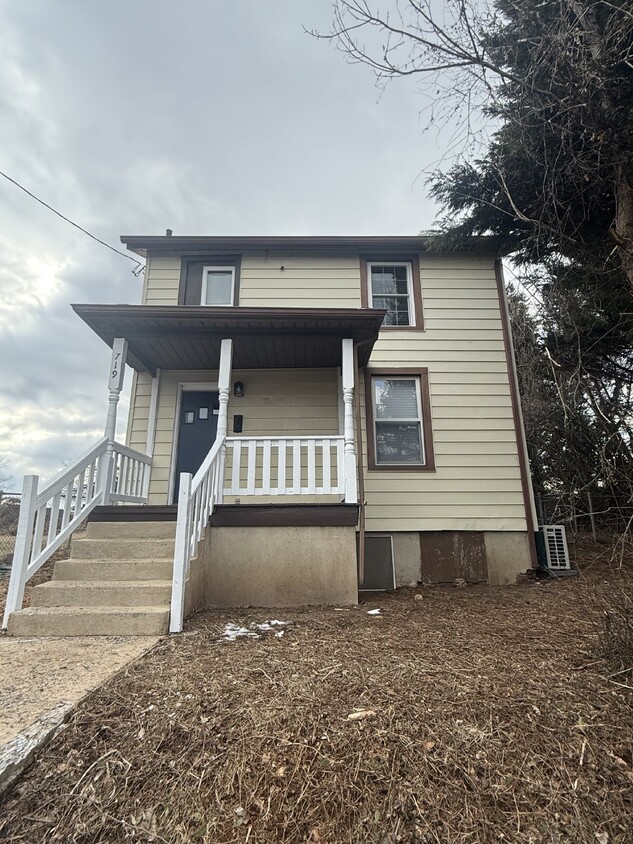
[224,436,345,497]
[2,437,151,628]
[169,433,358,633]
[170,436,225,634]
[169,434,353,633]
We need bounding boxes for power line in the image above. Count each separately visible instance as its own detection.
[0,169,145,275]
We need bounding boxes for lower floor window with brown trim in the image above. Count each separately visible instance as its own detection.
[365,368,435,471]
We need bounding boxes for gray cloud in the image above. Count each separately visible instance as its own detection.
[0,0,442,488]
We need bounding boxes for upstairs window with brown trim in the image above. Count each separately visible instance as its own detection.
[360,256,423,329]
[365,368,435,471]
[178,256,241,306]
[369,263,413,325]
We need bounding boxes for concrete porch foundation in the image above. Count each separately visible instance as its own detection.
[204,524,358,607]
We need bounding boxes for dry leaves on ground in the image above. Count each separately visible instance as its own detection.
[1,567,632,843]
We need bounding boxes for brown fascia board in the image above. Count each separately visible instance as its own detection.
[71,304,387,342]
[120,234,504,258]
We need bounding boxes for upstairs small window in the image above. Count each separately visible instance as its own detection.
[201,266,236,306]
[179,255,241,305]
[368,262,414,326]
[360,256,423,330]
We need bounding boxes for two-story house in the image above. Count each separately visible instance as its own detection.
[4,235,538,637]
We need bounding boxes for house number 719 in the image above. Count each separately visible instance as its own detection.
[109,338,128,391]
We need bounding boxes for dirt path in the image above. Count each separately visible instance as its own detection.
[0,636,158,747]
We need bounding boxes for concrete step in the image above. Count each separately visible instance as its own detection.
[54,558,173,582]
[31,580,172,608]
[85,521,177,540]
[70,537,174,560]
[7,606,169,637]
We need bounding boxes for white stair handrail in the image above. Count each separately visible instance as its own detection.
[170,436,225,634]
[2,437,152,629]
[168,431,358,633]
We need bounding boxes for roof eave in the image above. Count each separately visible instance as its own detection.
[120,234,505,259]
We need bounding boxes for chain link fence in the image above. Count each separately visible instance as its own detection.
[536,491,633,537]
[0,492,21,575]
[0,492,90,579]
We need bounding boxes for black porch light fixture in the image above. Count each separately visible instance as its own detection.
[233,381,245,398]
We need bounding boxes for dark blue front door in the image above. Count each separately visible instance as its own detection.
[173,390,219,501]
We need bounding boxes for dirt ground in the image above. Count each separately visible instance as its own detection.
[1,558,631,843]
[0,555,158,749]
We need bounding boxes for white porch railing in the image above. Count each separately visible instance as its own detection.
[169,433,355,633]
[170,435,226,634]
[2,437,151,628]
[110,442,152,502]
[224,436,345,496]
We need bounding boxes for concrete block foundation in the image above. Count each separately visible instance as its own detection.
[484,531,534,585]
[388,530,534,587]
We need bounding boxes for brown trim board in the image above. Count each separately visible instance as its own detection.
[360,255,424,331]
[178,254,242,306]
[210,504,359,528]
[495,259,539,569]
[364,367,436,472]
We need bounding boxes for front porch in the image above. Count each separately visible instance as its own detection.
[3,307,384,635]
[75,305,385,511]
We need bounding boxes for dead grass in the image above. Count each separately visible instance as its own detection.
[1,568,632,843]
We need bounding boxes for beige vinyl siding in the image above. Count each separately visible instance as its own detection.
[143,368,340,503]
[140,252,362,307]
[238,254,361,308]
[142,255,181,305]
[131,249,529,533]
[127,372,153,452]
[362,256,527,533]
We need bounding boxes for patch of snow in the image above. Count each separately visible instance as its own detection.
[221,620,291,642]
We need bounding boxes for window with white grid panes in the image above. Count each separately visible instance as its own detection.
[368,262,414,326]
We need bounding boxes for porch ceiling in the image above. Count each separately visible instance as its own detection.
[72,304,386,374]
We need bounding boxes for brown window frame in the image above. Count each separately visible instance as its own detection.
[360,255,424,330]
[364,367,435,472]
[178,254,242,306]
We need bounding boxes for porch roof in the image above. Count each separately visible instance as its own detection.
[72,304,386,374]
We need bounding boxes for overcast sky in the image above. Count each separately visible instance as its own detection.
[0,0,453,489]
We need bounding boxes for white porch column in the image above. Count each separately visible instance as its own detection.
[99,337,127,504]
[341,338,358,504]
[216,338,233,503]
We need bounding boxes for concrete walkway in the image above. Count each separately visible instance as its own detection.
[0,635,158,748]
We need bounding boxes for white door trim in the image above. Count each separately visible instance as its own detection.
[168,381,219,504]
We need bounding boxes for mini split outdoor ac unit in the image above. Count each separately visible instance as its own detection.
[539,524,571,571]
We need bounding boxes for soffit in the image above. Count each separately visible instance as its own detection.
[72,304,386,374]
